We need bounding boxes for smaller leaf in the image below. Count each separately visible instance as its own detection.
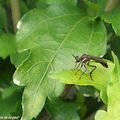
[49,61,114,103]
[1,84,22,98]
[111,51,120,83]
[0,85,22,117]
[95,83,120,120]
[95,53,120,120]
[84,0,100,17]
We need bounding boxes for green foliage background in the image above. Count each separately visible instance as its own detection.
[0,0,120,120]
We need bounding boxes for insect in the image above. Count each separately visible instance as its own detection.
[73,54,108,80]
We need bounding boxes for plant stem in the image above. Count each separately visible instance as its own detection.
[10,0,21,32]
[105,0,119,12]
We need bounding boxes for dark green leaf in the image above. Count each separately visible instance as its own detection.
[20,1,29,16]
[0,5,7,29]
[0,33,16,59]
[46,99,80,120]
[102,4,120,35]
[0,85,22,117]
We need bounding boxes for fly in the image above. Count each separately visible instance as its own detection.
[73,54,108,80]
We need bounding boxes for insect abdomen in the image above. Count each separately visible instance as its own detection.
[100,61,108,68]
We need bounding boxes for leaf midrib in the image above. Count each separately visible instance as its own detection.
[35,16,87,94]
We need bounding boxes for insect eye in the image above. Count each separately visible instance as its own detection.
[81,57,84,60]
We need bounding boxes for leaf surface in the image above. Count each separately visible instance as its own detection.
[102,4,120,35]
[49,61,114,103]
[0,33,16,59]
[95,83,120,120]
[95,53,120,120]
[13,2,107,120]
[0,85,22,117]
[46,99,80,120]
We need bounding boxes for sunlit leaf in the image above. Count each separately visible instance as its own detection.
[95,52,120,120]
[49,61,114,103]
[95,83,120,120]
[111,51,120,82]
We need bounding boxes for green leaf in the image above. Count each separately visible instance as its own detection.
[95,82,120,120]
[49,61,114,103]
[39,0,77,5]
[111,51,120,83]
[80,0,106,17]
[20,1,29,16]
[0,85,22,117]
[1,84,22,98]
[14,49,65,120]
[14,2,107,120]
[0,5,7,29]
[10,50,30,68]
[0,33,16,59]
[46,99,80,120]
[84,0,100,17]
[102,4,120,35]
[95,53,120,120]
[16,9,107,55]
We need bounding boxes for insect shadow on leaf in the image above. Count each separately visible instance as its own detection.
[72,54,108,80]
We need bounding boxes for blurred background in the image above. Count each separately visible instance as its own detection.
[0,0,120,120]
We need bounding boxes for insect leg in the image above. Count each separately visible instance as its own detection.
[75,62,83,75]
[72,62,77,69]
[79,64,87,79]
[76,62,81,69]
[73,61,81,70]
[87,62,96,80]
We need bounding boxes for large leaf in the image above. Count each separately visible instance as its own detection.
[13,2,107,120]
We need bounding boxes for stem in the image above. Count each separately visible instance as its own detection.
[104,0,119,12]
[10,0,21,32]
